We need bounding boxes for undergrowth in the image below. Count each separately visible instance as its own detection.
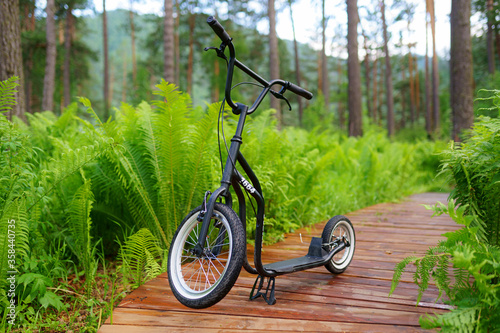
[0,78,448,331]
[390,113,500,332]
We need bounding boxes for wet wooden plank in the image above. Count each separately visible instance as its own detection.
[99,192,456,332]
[101,308,429,332]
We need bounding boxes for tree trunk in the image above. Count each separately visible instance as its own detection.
[42,0,56,113]
[63,6,73,109]
[347,0,363,137]
[268,0,281,128]
[487,0,495,74]
[318,51,322,94]
[425,7,432,138]
[23,1,35,114]
[109,64,115,104]
[130,6,137,86]
[428,0,440,135]
[408,51,416,124]
[213,59,220,102]
[361,29,372,121]
[164,0,175,84]
[401,55,406,128]
[450,0,474,141]
[122,56,127,102]
[0,0,26,120]
[414,53,420,117]
[381,0,395,137]
[103,0,110,118]
[337,58,345,129]
[187,13,195,95]
[372,57,378,123]
[495,26,500,63]
[174,0,180,85]
[321,0,329,113]
[288,0,303,125]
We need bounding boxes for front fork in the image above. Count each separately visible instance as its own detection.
[192,187,229,257]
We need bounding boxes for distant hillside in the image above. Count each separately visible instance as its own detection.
[81,9,158,107]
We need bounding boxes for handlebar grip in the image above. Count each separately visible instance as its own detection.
[207,16,231,43]
[287,82,313,100]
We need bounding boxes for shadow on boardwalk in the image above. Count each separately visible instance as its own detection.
[99,192,459,333]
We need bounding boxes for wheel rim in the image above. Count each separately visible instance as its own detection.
[329,221,354,269]
[170,211,232,299]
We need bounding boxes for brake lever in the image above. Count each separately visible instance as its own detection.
[270,88,292,111]
[204,41,230,62]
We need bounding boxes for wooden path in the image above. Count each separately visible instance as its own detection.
[99,192,460,332]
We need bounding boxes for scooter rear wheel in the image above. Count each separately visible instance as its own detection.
[168,203,245,308]
[322,215,355,274]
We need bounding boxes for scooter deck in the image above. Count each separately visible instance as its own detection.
[264,254,329,274]
[262,236,341,274]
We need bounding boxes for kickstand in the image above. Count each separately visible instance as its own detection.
[249,275,276,305]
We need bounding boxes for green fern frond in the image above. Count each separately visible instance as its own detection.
[183,103,219,215]
[120,228,162,286]
[0,198,29,287]
[0,77,19,114]
[389,255,417,296]
[67,180,93,260]
[433,253,451,302]
[134,102,169,227]
[66,179,97,295]
[144,249,163,281]
[420,307,478,332]
[116,142,168,247]
[28,143,103,212]
[152,83,191,238]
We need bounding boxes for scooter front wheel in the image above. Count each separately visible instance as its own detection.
[168,203,245,309]
[322,215,355,274]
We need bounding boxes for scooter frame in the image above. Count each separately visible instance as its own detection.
[183,16,352,305]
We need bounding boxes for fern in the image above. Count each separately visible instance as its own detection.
[182,102,219,215]
[391,200,500,331]
[119,228,163,287]
[27,143,104,213]
[439,116,500,246]
[152,80,192,239]
[0,77,19,115]
[79,97,169,247]
[144,249,162,281]
[66,179,97,296]
[420,307,479,332]
[0,199,29,291]
[389,255,417,296]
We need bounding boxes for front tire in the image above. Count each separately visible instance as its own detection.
[168,203,245,309]
[322,215,355,274]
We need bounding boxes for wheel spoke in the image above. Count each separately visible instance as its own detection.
[185,261,204,284]
[207,260,218,283]
[181,257,199,270]
[199,260,212,290]
[209,260,222,281]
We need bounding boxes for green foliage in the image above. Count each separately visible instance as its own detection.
[0,75,450,330]
[0,77,110,329]
[66,179,98,297]
[83,81,219,250]
[391,201,500,332]
[119,228,165,287]
[0,77,19,114]
[439,114,500,246]
[475,87,500,118]
[391,102,500,331]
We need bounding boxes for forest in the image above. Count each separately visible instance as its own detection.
[0,0,499,331]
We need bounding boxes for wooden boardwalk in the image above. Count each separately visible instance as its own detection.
[99,192,459,332]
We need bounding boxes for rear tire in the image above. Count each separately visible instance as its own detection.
[168,203,245,308]
[322,215,355,274]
